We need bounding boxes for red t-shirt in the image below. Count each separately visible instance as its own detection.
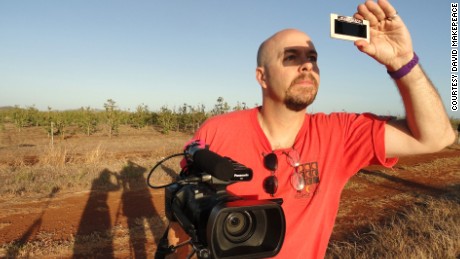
[191,107,397,259]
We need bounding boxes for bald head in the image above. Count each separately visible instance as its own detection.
[257,29,315,67]
[255,29,320,111]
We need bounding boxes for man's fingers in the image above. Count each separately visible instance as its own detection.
[357,3,379,26]
[365,0,386,22]
[353,12,365,21]
[354,40,372,55]
[357,0,399,24]
[378,0,398,19]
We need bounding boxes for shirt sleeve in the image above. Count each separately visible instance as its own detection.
[342,113,398,176]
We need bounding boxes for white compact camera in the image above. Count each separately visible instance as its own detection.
[330,13,370,42]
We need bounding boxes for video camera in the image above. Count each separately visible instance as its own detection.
[148,141,286,259]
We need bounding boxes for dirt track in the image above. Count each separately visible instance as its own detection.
[0,147,459,258]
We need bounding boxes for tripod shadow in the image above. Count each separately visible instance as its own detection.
[120,160,165,258]
[73,169,120,258]
[5,187,60,259]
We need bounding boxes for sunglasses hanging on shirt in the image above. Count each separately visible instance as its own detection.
[284,149,306,191]
[262,149,306,196]
[263,152,278,196]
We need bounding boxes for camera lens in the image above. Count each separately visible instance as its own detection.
[223,211,255,243]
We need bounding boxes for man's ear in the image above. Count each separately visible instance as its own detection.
[256,67,268,89]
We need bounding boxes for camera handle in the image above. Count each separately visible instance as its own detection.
[154,223,193,258]
[172,199,213,258]
[154,224,211,259]
[155,199,212,259]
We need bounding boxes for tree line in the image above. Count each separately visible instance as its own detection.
[0,97,251,138]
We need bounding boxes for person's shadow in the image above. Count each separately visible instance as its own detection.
[72,161,167,258]
[73,169,120,258]
[120,160,165,258]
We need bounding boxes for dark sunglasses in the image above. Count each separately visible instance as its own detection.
[263,152,278,196]
[263,149,306,196]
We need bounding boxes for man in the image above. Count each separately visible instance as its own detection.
[167,0,456,258]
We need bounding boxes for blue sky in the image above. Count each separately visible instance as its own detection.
[1,1,457,118]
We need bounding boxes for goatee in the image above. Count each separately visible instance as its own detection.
[284,74,318,112]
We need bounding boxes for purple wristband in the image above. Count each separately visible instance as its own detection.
[387,52,419,80]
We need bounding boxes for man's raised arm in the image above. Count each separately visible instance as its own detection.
[353,0,456,157]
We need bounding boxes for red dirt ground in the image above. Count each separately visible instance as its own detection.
[0,146,459,258]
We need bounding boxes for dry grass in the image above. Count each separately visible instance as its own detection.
[0,216,169,258]
[0,232,74,258]
[328,151,460,259]
[394,156,460,176]
[326,191,460,259]
[0,124,188,258]
[0,124,459,258]
[0,124,191,197]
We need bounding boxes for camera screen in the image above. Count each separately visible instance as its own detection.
[334,20,367,38]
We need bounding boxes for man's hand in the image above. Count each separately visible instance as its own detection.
[351,0,456,157]
[353,0,413,71]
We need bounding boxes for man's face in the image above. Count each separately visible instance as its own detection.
[258,30,320,111]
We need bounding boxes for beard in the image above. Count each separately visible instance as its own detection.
[284,74,318,111]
